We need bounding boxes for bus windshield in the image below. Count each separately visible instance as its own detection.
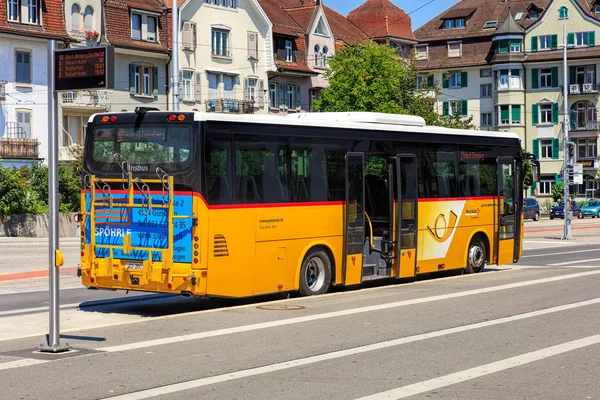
[88,124,193,172]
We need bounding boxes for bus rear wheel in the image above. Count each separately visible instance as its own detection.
[299,249,332,296]
[465,238,486,274]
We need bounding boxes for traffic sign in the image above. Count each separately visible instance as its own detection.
[54,46,114,91]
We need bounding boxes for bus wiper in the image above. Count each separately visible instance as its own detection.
[156,167,171,206]
[113,153,131,191]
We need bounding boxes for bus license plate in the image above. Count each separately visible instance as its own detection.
[125,262,143,270]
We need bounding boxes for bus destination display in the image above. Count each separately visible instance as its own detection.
[55,46,115,91]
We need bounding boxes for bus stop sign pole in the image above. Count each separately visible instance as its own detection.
[39,40,70,353]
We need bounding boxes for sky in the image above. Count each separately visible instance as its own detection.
[326,0,460,30]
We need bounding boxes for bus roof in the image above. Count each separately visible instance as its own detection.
[89,111,520,141]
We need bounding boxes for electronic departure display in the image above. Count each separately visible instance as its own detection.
[54,46,115,91]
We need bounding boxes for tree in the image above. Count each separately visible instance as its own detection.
[552,181,564,202]
[313,42,473,130]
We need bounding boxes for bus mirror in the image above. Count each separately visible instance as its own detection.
[532,161,540,183]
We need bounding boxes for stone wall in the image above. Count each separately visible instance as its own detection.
[0,214,77,237]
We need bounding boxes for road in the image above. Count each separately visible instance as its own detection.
[0,218,598,399]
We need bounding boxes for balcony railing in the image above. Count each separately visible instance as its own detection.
[569,83,599,95]
[274,49,305,63]
[205,98,255,114]
[570,119,599,131]
[0,138,39,159]
[60,90,112,109]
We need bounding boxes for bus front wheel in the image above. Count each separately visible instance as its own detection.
[299,249,332,296]
[465,239,486,274]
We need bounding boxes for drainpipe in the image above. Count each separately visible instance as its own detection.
[165,6,171,111]
[171,0,180,111]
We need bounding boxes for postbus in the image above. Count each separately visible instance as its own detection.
[78,109,539,298]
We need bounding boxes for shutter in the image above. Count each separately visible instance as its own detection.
[569,66,576,85]
[532,104,539,125]
[194,72,202,103]
[442,73,449,88]
[257,79,264,108]
[511,68,520,77]
[247,32,258,59]
[279,82,286,108]
[589,31,596,47]
[500,106,509,121]
[499,40,508,53]
[552,102,559,124]
[551,67,558,88]
[427,74,434,87]
[244,77,249,101]
[510,40,520,51]
[568,32,574,46]
[152,67,159,98]
[551,34,558,50]
[552,138,560,159]
[178,70,183,100]
[182,21,192,50]
[531,36,538,52]
[295,85,301,109]
[461,71,468,88]
[595,65,597,84]
[570,103,576,130]
[460,99,467,116]
[531,68,539,89]
[442,101,449,116]
[532,139,540,159]
[192,22,197,49]
[511,105,521,123]
[129,64,135,94]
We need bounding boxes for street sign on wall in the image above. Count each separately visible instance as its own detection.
[54,46,115,91]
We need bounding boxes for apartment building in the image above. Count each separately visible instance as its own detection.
[415,0,600,200]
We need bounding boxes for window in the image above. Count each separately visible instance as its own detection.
[448,42,461,58]
[481,113,492,126]
[422,144,459,198]
[207,73,218,99]
[574,65,595,84]
[8,0,18,21]
[540,139,553,158]
[285,40,292,62]
[540,68,552,88]
[286,84,295,109]
[130,64,157,97]
[596,5,600,13]
[314,45,320,67]
[480,83,492,98]
[576,32,589,46]
[15,50,31,85]
[8,0,40,24]
[510,40,521,52]
[71,4,81,31]
[483,21,497,29]
[499,105,510,125]
[131,14,141,40]
[539,178,553,194]
[269,83,277,108]
[511,105,521,124]
[455,18,465,27]
[529,11,539,19]
[143,67,151,96]
[480,69,492,77]
[444,20,454,28]
[314,16,329,36]
[415,45,428,60]
[539,35,552,49]
[132,13,159,42]
[204,0,237,8]
[16,110,31,138]
[497,69,521,89]
[577,138,597,158]
[417,75,424,89]
[309,88,321,111]
[246,78,257,102]
[322,46,329,67]
[573,100,597,130]
[515,12,524,20]
[223,75,234,98]
[449,72,461,88]
[181,71,192,100]
[212,29,230,57]
[84,6,94,31]
[559,6,568,19]
[540,104,552,123]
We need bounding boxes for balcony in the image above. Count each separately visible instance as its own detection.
[205,98,254,114]
[570,119,599,131]
[60,90,112,109]
[0,138,39,159]
[274,49,305,64]
[569,83,599,95]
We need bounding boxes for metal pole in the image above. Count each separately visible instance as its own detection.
[562,10,573,240]
[171,2,179,111]
[40,40,69,352]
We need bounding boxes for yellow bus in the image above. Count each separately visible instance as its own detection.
[78,110,539,297]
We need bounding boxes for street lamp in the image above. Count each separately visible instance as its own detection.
[560,5,573,240]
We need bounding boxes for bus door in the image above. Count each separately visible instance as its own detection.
[496,157,520,265]
[344,153,365,286]
[394,154,418,279]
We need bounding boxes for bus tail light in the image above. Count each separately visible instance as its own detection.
[101,116,109,123]
[167,114,186,122]
[101,115,118,123]
[194,236,199,242]
[81,251,85,257]
[110,115,118,123]
[167,283,173,289]
[177,114,186,121]
[193,258,199,264]
[168,114,177,122]
[90,277,95,283]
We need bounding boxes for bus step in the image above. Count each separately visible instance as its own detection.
[362,263,377,276]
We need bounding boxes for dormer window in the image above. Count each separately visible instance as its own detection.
[314,16,329,37]
[131,12,159,42]
[483,20,498,29]
[596,5,600,13]
[443,18,465,28]
[8,0,41,25]
[529,11,539,19]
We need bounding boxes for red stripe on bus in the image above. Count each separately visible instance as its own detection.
[419,196,496,202]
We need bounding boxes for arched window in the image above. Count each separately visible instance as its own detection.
[84,6,94,31]
[314,45,320,67]
[71,3,81,32]
[571,100,597,130]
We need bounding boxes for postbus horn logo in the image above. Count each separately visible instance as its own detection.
[427,210,458,243]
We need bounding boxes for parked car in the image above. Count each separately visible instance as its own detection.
[581,200,600,218]
[549,200,582,219]
[523,197,540,221]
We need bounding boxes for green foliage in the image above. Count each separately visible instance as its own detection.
[552,181,564,202]
[314,42,474,130]
[0,150,82,217]
[522,158,533,192]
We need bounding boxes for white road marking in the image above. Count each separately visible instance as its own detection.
[522,240,573,245]
[98,269,600,353]
[101,297,600,400]
[0,286,82,297]
[0,303,81,317]
[0,359,48,371]
[516,265,600,269]
[550,258,600,266]
[521,248,600,258]
[355,333,600,399]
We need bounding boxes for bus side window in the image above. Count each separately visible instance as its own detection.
[290,147,328,202]
[204,137,233,205]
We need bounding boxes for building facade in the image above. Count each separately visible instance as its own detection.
[415,0,600,201]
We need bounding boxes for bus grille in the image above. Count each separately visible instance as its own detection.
[214,235,229,257]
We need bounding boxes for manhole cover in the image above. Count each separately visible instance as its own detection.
[256,304,305,311]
